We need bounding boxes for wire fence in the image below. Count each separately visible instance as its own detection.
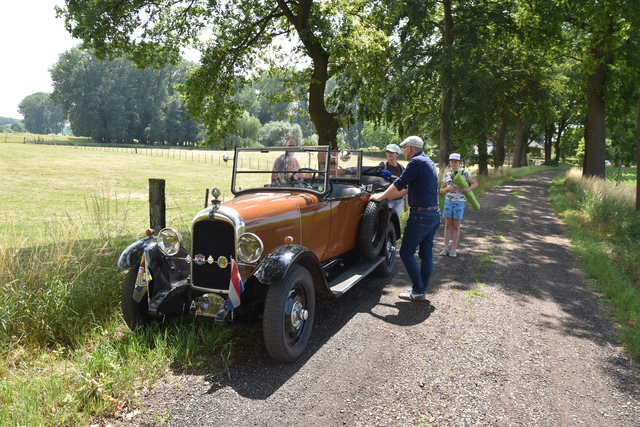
[23,140,230,165]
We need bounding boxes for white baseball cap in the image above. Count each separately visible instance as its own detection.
[385,144,402,154]
[449,153,461,161]
[399,136,424,149]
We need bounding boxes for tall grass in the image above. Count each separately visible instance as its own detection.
[0,144,242,425]
[0,210,237,425]
[562,169,640,284]
[551,168,640,361]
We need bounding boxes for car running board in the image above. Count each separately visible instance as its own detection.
[328,256,385,297]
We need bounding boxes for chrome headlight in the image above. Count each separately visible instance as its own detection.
[157,228,182,256]
[237,233,263,263]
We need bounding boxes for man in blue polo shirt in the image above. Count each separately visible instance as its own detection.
[370,135,440,301]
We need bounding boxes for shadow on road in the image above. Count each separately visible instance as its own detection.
[201,258,436,399]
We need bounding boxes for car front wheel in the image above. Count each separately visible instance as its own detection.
[263,265,315,363]
[121,264,151,330]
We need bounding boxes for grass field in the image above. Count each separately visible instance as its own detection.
[2,141,638,425]
[1,142,236,240]
[605,165,637,184]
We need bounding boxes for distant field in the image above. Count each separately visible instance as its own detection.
[1,132,92,145]
[0,143,235,241]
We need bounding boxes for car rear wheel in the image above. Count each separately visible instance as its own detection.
[375,223,397,277]
[359,199,389,260]
[121,264,151,330]
[263,265,315,363]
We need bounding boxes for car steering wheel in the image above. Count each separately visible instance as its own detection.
[288,168,318,187]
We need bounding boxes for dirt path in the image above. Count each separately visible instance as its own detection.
[112,170,640,426]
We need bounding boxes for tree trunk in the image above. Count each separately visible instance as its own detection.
[438,0,454,167]
[583,35,607,178]
[477,133,488,175]
[494,116,506,168]
[307,63,339,149]
[284,0,340,149]
[512,117,525,168]
[544,123,553,163]
[555,114,569,163]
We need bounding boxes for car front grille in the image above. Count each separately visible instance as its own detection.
[191,219,235,291]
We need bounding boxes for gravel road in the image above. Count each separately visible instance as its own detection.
[106,170,640,426]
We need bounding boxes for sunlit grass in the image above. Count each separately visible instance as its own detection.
[0,143,241,425]
[551,168,640,362]
[605,166,637,185]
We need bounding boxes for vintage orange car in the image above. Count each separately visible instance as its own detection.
[117,145,400,362]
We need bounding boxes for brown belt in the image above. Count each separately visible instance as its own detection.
[410,206,439,211]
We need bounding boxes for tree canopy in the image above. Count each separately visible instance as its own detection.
[59,0,392,149]
[50,48,202,144]
[57,0,640,177]
[18,93,64,135]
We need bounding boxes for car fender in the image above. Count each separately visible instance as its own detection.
[253,244,330,295]
[389,209,402,240]
[117,237,157,270]
[118,237,190,300]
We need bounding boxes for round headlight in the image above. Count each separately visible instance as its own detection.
[157,228,182,256]
[237,233,263,263]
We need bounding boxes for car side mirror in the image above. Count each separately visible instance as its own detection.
[339,149,351,162]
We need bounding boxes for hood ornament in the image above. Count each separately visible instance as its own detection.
[209,187,222,217]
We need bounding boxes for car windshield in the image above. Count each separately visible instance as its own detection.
[231,146,362,195]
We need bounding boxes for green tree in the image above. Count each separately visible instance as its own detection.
[58,0,390,149]
[550,0,640,177]
[51,48,202,144]
[361,122,400,150]
[237,75,290,125]
[221,112,262,150]
[10,122,26,133]
[258,121,302,147]
[18,92,64,134]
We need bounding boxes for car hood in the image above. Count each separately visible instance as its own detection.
[226,192,327,252]
[224,192,317,226]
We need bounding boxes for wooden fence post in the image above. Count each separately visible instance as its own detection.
[149,179,166,231]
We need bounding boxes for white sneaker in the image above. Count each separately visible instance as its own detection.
[399,291,427,301]
[449,250,457,257]
[439,249,449,256]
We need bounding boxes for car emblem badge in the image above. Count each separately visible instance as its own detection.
[194,254,206,265]
[217,256,228,269]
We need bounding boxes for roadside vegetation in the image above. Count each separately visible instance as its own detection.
[551,168,640,362]
[1,142,636,425]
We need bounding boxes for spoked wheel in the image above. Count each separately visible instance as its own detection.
[121,264,151,330]
[263,265,315,363]
[375,223,397,277]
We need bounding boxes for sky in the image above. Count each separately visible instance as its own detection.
[0,0,82,119]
